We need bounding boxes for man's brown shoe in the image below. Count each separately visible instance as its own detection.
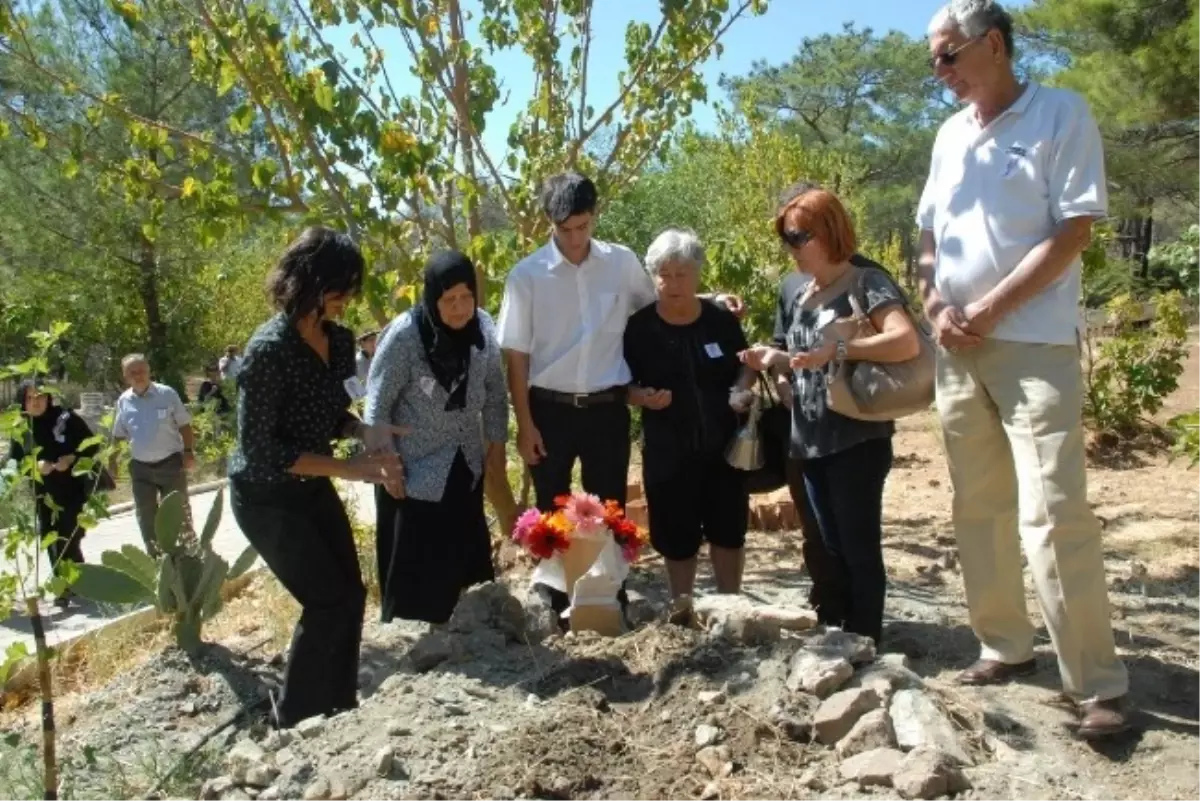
[957,658,1037,686]
[1077,698,1130,739]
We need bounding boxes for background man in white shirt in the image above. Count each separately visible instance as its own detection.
[918,0,1128,738]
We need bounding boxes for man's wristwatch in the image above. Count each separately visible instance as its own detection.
[834,338,848,363]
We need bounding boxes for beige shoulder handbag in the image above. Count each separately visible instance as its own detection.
[798,266,936,422]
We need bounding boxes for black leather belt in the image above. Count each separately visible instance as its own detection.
[530,386,626,408]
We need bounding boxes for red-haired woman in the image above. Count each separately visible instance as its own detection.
[741,188,920,644]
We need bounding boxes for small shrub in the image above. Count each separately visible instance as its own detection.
[1167,411,1200,467]
[1083,291,1189,437]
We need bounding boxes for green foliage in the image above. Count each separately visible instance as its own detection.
[1146,225,1200,298]
[1167,410,1200,467]
[1083,291,1190,435]
[73,488,256,653]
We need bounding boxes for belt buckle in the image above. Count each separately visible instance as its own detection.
[571,393,588,408]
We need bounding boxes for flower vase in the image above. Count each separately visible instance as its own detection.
[561,526,623,636]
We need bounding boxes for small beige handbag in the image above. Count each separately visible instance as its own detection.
[799,266,936,422]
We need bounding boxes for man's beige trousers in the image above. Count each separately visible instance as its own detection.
[936,338,1128,702]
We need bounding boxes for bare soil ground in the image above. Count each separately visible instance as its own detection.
[0,341,1196,801]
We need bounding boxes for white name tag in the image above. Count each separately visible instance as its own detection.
[419,376,437,397]
[157,408,169,420]
[815,308,838,329]
[704,342,723,358]
[343,376,367,400]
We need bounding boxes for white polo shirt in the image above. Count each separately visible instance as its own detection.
[497,237,656,393]
[917,83,1107,345]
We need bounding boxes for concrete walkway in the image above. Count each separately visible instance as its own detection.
[0,481,378,660]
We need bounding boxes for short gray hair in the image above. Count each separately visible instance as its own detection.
[645,228,705,275]
[121,353,148,370]
[928,0,1015,58]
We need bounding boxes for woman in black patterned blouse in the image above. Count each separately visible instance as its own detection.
[229,227,401,729]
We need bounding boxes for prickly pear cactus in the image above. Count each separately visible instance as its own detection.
[73,487,257,653]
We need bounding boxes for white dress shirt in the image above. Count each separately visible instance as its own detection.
[497,238,656,393]
[917,82,1107,345]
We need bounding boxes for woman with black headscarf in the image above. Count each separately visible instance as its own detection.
[8,381,100,609]
[365,250,509,625]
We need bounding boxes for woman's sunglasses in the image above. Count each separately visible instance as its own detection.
[929,35,984,70]
[779,228,813,249]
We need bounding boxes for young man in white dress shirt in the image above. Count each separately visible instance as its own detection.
[498,172,742,617]
[919,0,1127,737]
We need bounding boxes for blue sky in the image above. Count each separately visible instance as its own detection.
[324,0,1029,160]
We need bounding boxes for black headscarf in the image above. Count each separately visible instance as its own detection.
[414,250,484,411]
[18,379,66,445]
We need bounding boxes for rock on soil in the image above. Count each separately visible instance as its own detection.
[786,649,854,697]
[889,688,971,765]
[813,687,881,744]
[836,707,897,757]
[839,747,907,787]
[692,594,782,645]
[893,746,972,799]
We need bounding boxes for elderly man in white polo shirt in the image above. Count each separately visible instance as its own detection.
[918,0,1128,738]
[111,353,197,555]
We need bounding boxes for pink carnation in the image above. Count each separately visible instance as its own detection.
[563,491,606,530]
[512,507,543,544]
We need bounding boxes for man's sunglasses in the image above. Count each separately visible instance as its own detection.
[929,35,984,70]
[779,228,813,249]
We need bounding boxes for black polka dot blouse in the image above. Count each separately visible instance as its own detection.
[228,313,358,484]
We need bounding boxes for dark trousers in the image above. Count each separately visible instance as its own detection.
[129,453,193,554]
[784,457,843,623]
[529,393,631,511]
[37,493,85,582]
[802,437,893,643]
[230,478,366,727]
[528,394,631,619]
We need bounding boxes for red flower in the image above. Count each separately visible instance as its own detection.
[526,521,570,560]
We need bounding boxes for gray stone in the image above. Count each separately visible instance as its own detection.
[893,747,971,799]
[694,595,781,645]
[697,689,726,706]
[386,719,412,736]
[244,765,281,789]
[408,632,460,672]
[756,604,819,631]
[274,747,298,766]
[787,649,854,697]
[374,745,395,777]
[694,724,724,748]
[701,780,721,800]
[815,687,881,744]
[200,776,235,800]
[258,787,281,801]
[836,708,896,757]
[695,745,731,778]
[890,689,970,765]
[521,586,561,644]
[851,654,924,699]
[838,747,905,787]
[262,729,294,752]
[295,715,327,739]
[226,740,267,783]
[802,629,876,664]
[301,777,331,801]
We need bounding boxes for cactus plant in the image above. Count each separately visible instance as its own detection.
[73,488,256,653]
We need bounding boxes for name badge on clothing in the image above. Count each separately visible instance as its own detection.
[343,376,367,400]
[815,308,838,329]
[157,408,169,420]
[704,342,723,359]
[419,376,437,397]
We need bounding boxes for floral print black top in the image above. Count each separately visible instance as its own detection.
[228,313,358,485]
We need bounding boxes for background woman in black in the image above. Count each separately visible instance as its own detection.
[228,227,402,729]
[9,380,99,609]
[624,228,756,610]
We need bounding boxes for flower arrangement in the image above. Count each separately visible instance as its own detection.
[512,492,647,563]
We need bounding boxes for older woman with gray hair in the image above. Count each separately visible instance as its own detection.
[624,228,757,615]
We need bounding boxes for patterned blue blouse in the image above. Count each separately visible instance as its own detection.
[364,309,509,502]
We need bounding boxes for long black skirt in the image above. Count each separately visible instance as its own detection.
[376,450,495,624]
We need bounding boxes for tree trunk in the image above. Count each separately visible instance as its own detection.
[136,231,169,376]
[1138,199,1154,281]
[26,597,58,800]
